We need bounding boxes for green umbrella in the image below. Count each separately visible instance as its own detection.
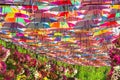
[116,12,120,18]
[71,0,80,5]
[16,18,25,25]
[2,6,12,13]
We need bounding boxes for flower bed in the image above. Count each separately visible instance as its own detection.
[108,36,120,80]
[0,40,110,80]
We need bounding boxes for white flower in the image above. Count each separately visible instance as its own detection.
[45,64,51,71]
[34,71,39,79]
[114,66,120,71]
[74,69,78,75]
[46,64,51,69]
[65,69,69,75]
[3,50,10,62]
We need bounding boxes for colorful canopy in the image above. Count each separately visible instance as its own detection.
[0,0,119,66]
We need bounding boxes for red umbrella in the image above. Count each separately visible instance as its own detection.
[100,21,118,28]
[108,14,116,18]
[51,0,72,5]
[23,5,38,11]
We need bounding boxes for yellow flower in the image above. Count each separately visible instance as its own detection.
[16,75,27,80]
[43,77,49,80]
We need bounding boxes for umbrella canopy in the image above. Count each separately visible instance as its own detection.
[0,1,120,66]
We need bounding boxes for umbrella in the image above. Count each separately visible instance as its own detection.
[3,23,26,28]
[51,0,72,5]
[110,5,120,9]
[50,22,70,28]
[93,28,112,37]
[79,5,110,10]
[50,5,78,11]
[34,12,57,18]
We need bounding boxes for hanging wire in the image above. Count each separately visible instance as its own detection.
[85,21,88,51]
[32,2,36,28]
[3,6,5,28]
[31,0,39,72]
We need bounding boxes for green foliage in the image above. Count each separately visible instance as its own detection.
[0,39,111,80]
[74,66,110,80]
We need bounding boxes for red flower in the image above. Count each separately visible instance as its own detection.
[4,69,15,80]
[29,59,37,67]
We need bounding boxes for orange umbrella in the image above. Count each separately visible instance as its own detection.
[50,22,60,28]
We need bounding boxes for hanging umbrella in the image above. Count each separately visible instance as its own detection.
[66,17,82,21]
[34,12,57,18]
[3,23,26,28]
[79,5,109,10]
[27,22,44,28]
[110,5,120,9]
[50,22,70,28]
[84,9,102,20]
[15,13,29,18]
[93,28,112,37]
[71,0,80,5]
[50,5,78,11]
[75,21,91,29]
[58,11,69,17]
[51,0,72,5]
[100,21,118,28]
[23,5,38,11]
[1,6,31,27]
[58,15,82,22]
[50,22,60,28]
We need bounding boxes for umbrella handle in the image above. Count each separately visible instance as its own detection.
[29,0,33,5]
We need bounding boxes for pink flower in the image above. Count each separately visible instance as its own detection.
[14,51,21,59]
[24,68,30,76]
[25,54,31,62]
[109,37,120,79]
[108,68,114,78]
[63,75,67,80]
[113,54,120,59]
[0,61,6,74]
[112,39,118,44]
[109,48,120,59]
